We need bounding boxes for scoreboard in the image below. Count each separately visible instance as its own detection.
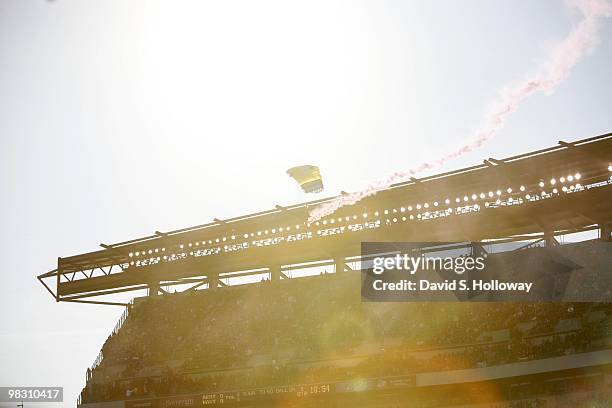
[123,376,415,407]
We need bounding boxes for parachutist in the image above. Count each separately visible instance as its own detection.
[287,165,324,193]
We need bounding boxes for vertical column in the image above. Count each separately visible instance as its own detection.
[544,231,557,247]
[149,281,160,296]
[209,272,219,290]
[335,256,345,273]
[601,222,612,241]
[56,257,61,302]
[270,264,281,281]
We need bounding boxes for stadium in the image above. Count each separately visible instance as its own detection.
[38,133,612,407]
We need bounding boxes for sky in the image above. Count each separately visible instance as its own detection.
[0,0,611,406]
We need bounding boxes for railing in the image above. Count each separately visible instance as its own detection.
[89,300,133,372]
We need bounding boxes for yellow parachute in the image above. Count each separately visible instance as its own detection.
[287,165,324,193]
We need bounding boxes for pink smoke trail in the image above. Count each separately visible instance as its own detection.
[308,0,612,224]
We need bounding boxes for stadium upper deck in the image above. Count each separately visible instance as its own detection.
[38,133,612,303]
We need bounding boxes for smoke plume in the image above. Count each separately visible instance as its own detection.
[308,0,612,224]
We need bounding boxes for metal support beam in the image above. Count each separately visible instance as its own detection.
[270,264,281,281]
[63,299,129,307]
[335,257,345,273]
[544,231,559,247]
[601,221,612,241]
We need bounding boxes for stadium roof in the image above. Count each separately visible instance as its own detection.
[39,132,612,304]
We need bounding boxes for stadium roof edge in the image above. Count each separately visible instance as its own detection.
[106,131,611,248]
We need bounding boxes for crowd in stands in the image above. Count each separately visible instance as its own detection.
[80,272,612,404]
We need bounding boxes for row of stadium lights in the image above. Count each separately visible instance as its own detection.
[125,167,611,266]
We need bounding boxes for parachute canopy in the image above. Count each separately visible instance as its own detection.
[287,165,324,194]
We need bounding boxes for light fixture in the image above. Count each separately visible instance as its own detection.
[496,190,502,196]
[507,188,512,194]
[567,175,573,182]
[575,173,581,180]
[550,178,556,185]
[519,186,525,192]
[539,181,545,188]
